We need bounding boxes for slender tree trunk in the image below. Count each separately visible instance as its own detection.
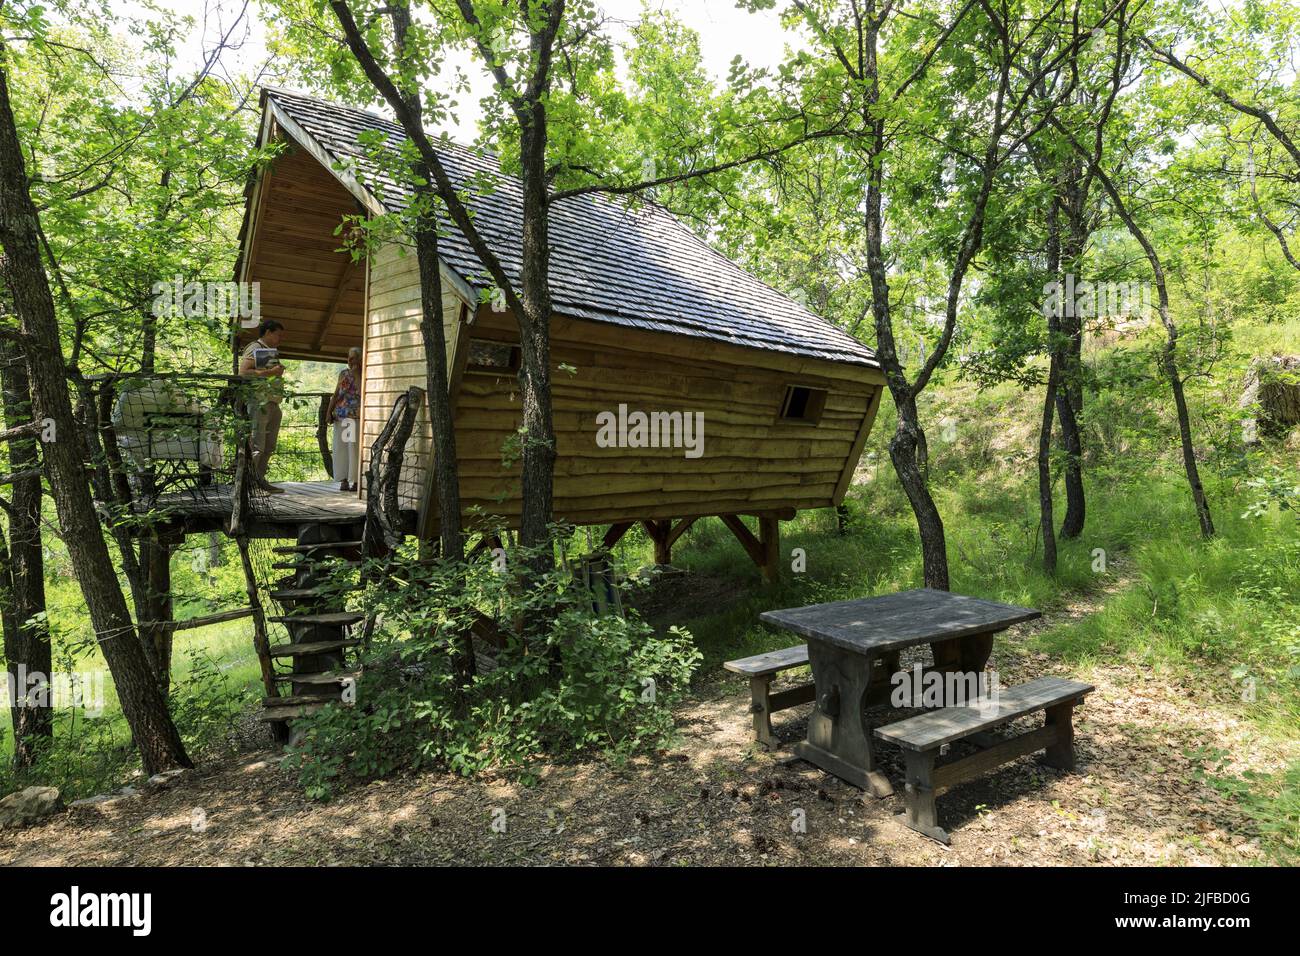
[861,10,950,590]
[0,334,50,766]
[83,381,165,685]
[889,395,951,589]
[1063,122,1215,537]
[413,191,475,682]
[1040,194,1063,572]
[137,271,174,692]
[412,227,464,565]
[0,49,191,773]
[1056,189,1088,539]
[144,542,172,687]
[329,0,560,574]
[516,113,558,569]
[1164,339,1215,537]
[388,3,475,681]
[1054,378,1085,538]
[1039,364,1059,573]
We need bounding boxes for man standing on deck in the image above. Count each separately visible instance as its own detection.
[239,319,286,492]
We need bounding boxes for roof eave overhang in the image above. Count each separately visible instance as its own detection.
[236,94,478,312]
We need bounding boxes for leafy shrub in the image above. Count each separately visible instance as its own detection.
[169,647,253,758]
[285,534,701,799]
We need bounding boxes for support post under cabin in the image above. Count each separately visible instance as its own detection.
[720,513,783,586]
[640,519,671,566]
[758,514,780,585]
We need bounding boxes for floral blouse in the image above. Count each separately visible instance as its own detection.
[335,367,360,420]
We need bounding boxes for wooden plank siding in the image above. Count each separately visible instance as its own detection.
[369,300,885,536]
[360,241,466,514]
[236,98,885,541]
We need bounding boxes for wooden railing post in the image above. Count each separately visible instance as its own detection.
[316,392,333,478]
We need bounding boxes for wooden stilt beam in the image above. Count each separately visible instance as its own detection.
[601,521,632,551]
[469,533,503,558]
[758,514,781,586]
[639,516,699,568]
[720,514,764,566]
[721,513,782,585]
[665,516,698,550]
[640,518,673,565]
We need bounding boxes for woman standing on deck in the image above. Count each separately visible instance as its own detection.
[327,347,362,492]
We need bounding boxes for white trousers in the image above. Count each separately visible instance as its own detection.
[333,417,359,485]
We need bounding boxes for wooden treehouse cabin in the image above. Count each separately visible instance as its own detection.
[95,87,884,733]
[234,87,884,574]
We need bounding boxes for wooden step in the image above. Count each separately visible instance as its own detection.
[257,703,326,721]
[269,612,364,627]
[272,540,364,554]
[266,639,360,659]
[268,587,335,602]
[263,693,348,707]
[270,559,362,571]
[272,670,361,685]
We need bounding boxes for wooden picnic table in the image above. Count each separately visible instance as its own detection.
[759,588,1041,797]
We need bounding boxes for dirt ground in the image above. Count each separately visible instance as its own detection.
[2,576,1291,867]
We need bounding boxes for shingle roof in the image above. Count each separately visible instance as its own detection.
[263,87,877,368]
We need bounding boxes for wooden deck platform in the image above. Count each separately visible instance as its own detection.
[145,480,408,539]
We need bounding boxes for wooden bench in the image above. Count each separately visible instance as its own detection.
[873,676,1094,844]
[723,645,814,749]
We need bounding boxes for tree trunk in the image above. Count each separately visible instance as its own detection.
[1039,363,1059,574]
[1056,187,1088,539]
[1039,193,1063,572]
[516,114,558,570]
[1054,381,1085,538]
[142,539,173,693]
[389,3,475,682]
[84,381,165,685]
[0,49,191,773]
[0,335,50,767]
[1164,343,1215,538]
[888,398,950,590]
[328,0,561,577]
[861,18,950,592]
[1064,120,1215,538]
[136,273,175,692]
[413,205,475,683]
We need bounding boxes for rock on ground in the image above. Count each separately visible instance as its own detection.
[0,786,63,830]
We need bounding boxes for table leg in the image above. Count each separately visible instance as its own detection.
[793,642,894,797]
[865,650,901,707]
[928,632,996,706]
[959,632,994,673]
[930,632,994,674]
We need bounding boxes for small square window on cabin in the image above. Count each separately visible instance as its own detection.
[466,339,520,375]
[780,385,828,425]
